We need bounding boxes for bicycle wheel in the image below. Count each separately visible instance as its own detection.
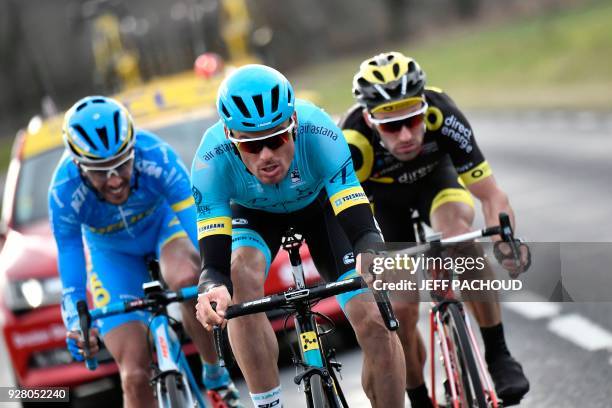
[160,372,192,408]
[444,303,488,408]
[310,374,341,408]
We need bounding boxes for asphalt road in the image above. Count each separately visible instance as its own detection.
[229,111,612,407]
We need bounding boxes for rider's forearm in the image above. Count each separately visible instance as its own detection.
[197,235,233,293]
[481,190,516,233]
[336,203,384,253]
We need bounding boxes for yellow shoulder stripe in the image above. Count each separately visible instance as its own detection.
[342,129,373,182]
[171,196,195,213]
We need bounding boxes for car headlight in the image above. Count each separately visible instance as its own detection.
[4,277,63,312]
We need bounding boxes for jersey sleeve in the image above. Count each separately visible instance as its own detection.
[48,185,87,330]
[427,89,492,186]
[303,105,382,251]
[305,107,371,215]
[150,141,200,247]
[190,129,234,289]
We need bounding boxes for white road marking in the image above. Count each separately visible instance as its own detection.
[503,301,562,320]
[547,314,612,351]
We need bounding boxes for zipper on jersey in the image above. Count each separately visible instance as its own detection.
[117,205,135,237]
[274,183,289,213]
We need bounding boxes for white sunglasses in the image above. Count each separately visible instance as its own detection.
[80,150,135,179]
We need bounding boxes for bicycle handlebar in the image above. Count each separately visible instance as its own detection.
[223,277,365,320]
[75,285,199,370]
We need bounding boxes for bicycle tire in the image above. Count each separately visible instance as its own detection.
[162,372,191,408]
[444,303,488,408]
[310,374,341,408]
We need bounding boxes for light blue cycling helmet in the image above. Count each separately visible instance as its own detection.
[217,64,295,132]
[62,96,135,164]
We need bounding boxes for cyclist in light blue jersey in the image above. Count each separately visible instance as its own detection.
[193,65,406,408]
[48,96,242,408]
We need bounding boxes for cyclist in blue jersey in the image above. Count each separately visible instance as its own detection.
[193,65,406,408]
[48,96,242,408]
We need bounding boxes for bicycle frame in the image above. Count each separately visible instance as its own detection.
[281,229,346,407]
[409,210,508,408]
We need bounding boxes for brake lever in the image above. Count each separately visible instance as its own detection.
[498,212,521,269]
[76,300,98,370]
[210,302,225,367]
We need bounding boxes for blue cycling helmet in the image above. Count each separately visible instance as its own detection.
[217,64,295,132]
[62,96,135,164]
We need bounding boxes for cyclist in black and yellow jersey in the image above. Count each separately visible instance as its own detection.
[340,52,530,407]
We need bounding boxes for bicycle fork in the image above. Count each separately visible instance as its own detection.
[150,314,206,408]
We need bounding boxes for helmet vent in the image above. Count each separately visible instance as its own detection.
[96,127,109,149]
[75,102,88,112]
[392,63,400,77]
[241,122,256,127]
[287,87,292,103]
[231,96,251,118]
[271,84,280,112]
[272,113,282,123]
[73,124,96,150]
[91,99,106,103]
[372,70,385,82]
[220,103,231,118]
[252,94,265,117]
[113,111,120,143]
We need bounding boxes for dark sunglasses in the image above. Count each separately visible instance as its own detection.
[228,120,295,154]
[368,103,428,134]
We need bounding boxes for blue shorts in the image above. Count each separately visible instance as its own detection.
[86,204,188,336]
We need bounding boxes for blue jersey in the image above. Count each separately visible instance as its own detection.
[48,131,197,329]
[190,99,370,241]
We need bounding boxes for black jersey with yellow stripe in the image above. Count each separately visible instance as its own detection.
[340,87,491,187]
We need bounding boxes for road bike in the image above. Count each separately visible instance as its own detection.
[77,263,229,408]
[212,228,399,408]
[402,211,522,408]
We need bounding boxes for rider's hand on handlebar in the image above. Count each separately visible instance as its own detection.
[66,328,100,361]
[356,252,377,286]
[196,285,231,331]
[494,240,531,278]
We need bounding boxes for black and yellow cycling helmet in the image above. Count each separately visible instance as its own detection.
[352,52,426,113]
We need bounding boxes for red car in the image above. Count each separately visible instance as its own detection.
[0,74,345,404]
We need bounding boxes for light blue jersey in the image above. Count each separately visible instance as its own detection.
[190,100,370,241]
[49,131,197,332]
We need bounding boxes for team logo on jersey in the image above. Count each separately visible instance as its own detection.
[343,252,355,265]
[232,218,249,225]
[290,168,301,184]
[192,186,202,204]
[441,114,473,153]
[329,157,353,185]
